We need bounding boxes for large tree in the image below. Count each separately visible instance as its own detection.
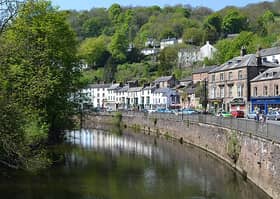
[0,0,80,169]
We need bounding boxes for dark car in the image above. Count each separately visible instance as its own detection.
[231,110,244,118]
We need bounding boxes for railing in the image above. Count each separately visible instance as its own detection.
[93,111,280,143]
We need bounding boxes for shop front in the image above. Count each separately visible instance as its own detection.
[209,99,223,113]
[251,96,280,114]
[230,98,246,113]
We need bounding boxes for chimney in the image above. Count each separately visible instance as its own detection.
[240,46,247,56]
[256,47,262,66]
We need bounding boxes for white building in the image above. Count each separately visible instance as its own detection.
[177,41,217,67]
[88,84,111,108]
[160,38,178,49]
[107,83,122,110]
[199,41,216,60]
[151,88,180,109]
[260,46,280,64]
[141,48,160,56]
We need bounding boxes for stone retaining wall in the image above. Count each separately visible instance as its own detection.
[84,113,280,199]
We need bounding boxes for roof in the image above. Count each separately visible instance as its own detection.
[209,54,279,73]
[118,85,129,92]
[180,76,192,82]
[192,65,217,74]
[251,67,280,82]
[108,83,121,90]
[161,38,177,42]
[154,88,177,96]
[87,83,111,89]
[154,76,174,83]
[260,46,280,57]
[128,87,143,92]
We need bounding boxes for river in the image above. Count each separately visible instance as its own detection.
[0,128,271,199]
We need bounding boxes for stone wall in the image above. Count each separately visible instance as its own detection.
[85,113,280,199]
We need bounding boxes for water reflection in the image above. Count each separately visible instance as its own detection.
[0,129,271,199]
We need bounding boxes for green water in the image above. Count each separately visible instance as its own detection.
[0,129,270,199]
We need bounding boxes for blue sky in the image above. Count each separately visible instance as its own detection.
[51,0,273,11]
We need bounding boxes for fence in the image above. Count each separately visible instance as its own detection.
[106,111,280,143]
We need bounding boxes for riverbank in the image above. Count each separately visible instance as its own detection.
[85,112,280,199]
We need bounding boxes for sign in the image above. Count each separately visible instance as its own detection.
[230,98,245,105]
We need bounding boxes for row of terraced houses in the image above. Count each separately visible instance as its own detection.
[81,46,280,114]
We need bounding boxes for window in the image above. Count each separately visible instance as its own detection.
[263,86,268,96]
[228,72,233,80]
[275,85,279,96]
[103,93,105,97]
[211,87,216,98]
[211,74,215,82]
[238,70,243,80]
[254,87,258,96]
[220,73,224,81]
[97,93,100,97]
[237,85,243,97]
[220,86,225,98]
[228,85,233,97]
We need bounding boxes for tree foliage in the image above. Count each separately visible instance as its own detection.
[0,0,80,169]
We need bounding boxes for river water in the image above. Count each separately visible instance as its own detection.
[0,128,270,199]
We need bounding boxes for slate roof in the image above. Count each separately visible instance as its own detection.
[161,38,177,42]
[209,54,279,73]
[87,83,111,89]
[108,83,121,90]
[118,85,129,92]
[128,87,143,92]
[154,76,173,83]
[260,46,280,57]
[180,76,192,82]
[251,67,280,82]
[192,65,217,74]
[154,88,177,96]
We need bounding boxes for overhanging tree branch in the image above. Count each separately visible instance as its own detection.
[0,0,26,33]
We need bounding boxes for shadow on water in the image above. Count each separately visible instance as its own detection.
[0,128,271,199]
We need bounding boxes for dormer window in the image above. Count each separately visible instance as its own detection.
[273,72,277,77]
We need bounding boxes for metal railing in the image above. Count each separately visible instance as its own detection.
[107,111,280,143]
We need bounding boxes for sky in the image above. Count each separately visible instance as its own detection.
[51,0,273,11]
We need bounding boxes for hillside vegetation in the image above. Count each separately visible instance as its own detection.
[70,1,280,84]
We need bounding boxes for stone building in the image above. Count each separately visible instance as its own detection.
[192,65,217,84]
[250,67,280,113]
[208,52,277,114]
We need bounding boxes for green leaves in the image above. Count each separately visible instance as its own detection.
[0,0,80,169]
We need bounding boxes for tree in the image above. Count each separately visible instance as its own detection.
[0,0,80,169]
[108,3,122,25]
[78,36,111,69]
[222,9,248,34]
[0,0,26,33]
[109,24,129,63]
[158,47,177,76]
[183,27,203,45]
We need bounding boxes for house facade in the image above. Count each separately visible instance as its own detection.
[208,53,277,114]
[199,41,217,60]
[153,75,178,88]
[250,67,280,113]
[260,46,280,64]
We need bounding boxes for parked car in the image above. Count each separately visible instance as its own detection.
[267,111,280,120]
[216,111,232,118]
[180,108,197,115]
[231,110,244,118]
[247,111,257,119]
[148,109,156,113]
